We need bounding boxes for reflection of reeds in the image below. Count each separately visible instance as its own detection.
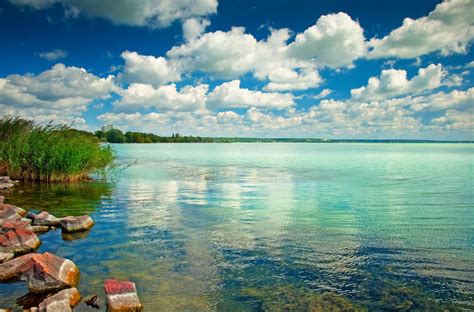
[0,117,115,182]
[5,181,113,217]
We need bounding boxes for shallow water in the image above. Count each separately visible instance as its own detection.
[1,143,473,310]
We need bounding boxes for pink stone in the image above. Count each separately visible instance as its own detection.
[0,252,80,293]
[105,279,143,312]
[2,220,31,231]
[0,229,41,255]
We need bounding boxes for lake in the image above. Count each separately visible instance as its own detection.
[1,143,473,310]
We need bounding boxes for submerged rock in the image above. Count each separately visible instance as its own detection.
[0,229,41,256]
[38,287,82,312]
[29,211,61,227]
[104,279,143,312]
[0,252,80,293]
[61,215,94,233]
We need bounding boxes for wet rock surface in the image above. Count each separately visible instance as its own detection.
[60,215,94,233]
[105,279,143,312]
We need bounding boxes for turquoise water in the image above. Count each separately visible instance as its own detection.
[1,143,473,310]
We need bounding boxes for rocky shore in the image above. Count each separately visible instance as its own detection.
[0,178,143,311]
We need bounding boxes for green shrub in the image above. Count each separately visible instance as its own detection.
[0,117,115,182]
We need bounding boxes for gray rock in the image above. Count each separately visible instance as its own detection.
[31,212,61,227]
[61,215,94,233]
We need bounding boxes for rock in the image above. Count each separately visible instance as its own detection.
[30,226,50,233]
[0,253,34,280]
[0,183,14,190]
[0,204,27,220]
[30,212,61,227]
[0,229,41,255]
[0,176,10,183]
[38,287,82,312]
[61,215,94,233]
[0,196,4,204]
[0,308,12,312]
[0,252,80,293]
[0,252,14,263]
[2,220,31,231]
[104,279,143,312]
[21,218,33,224]
[85,295,100,309]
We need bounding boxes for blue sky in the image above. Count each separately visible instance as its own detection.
[0,0,472,139]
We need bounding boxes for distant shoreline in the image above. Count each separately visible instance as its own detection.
[107,139,474,144]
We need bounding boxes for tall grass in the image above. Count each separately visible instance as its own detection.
[0,117,115,182]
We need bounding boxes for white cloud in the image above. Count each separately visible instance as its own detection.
[263,67,322,91]
[0,63,115,123]
[368,0,474,59]
[351,64,446,101]
[166,14,366,90]
[9,0,218,28]
[95,86,474,139]
[287,12,367,68]
[38,49,68,61]
[182,17,211,41]
[312,88,332,99]
[207,80,294,109]
[118,51,181,87]
[115,83,208,112]
[167,26,260,79]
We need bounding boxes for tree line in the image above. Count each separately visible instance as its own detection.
[94,129,220,143]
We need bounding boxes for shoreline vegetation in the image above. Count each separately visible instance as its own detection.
[94,128,473,144]
[0,117,115,182]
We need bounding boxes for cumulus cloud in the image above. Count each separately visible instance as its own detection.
[351,64,446,101]
[207,80,294,109]
[9,0,218,28]
[115,83,208,112]
[263,67,322,91]
[167,12,367,91]
[312,88,332,99]
[118,51,181,87]
[95,85,474,139]
[287,12,367,68]
[0,63,115,123]
[368,0,474,59]
[38,49,68,61]
[182,17,211,41]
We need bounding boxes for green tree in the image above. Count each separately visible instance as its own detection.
[106,129,126,143]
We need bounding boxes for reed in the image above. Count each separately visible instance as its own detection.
[0,117,115,182]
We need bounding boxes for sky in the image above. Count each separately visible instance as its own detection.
[0,0,473,140]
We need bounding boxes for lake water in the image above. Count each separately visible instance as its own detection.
[1,143,473,310]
